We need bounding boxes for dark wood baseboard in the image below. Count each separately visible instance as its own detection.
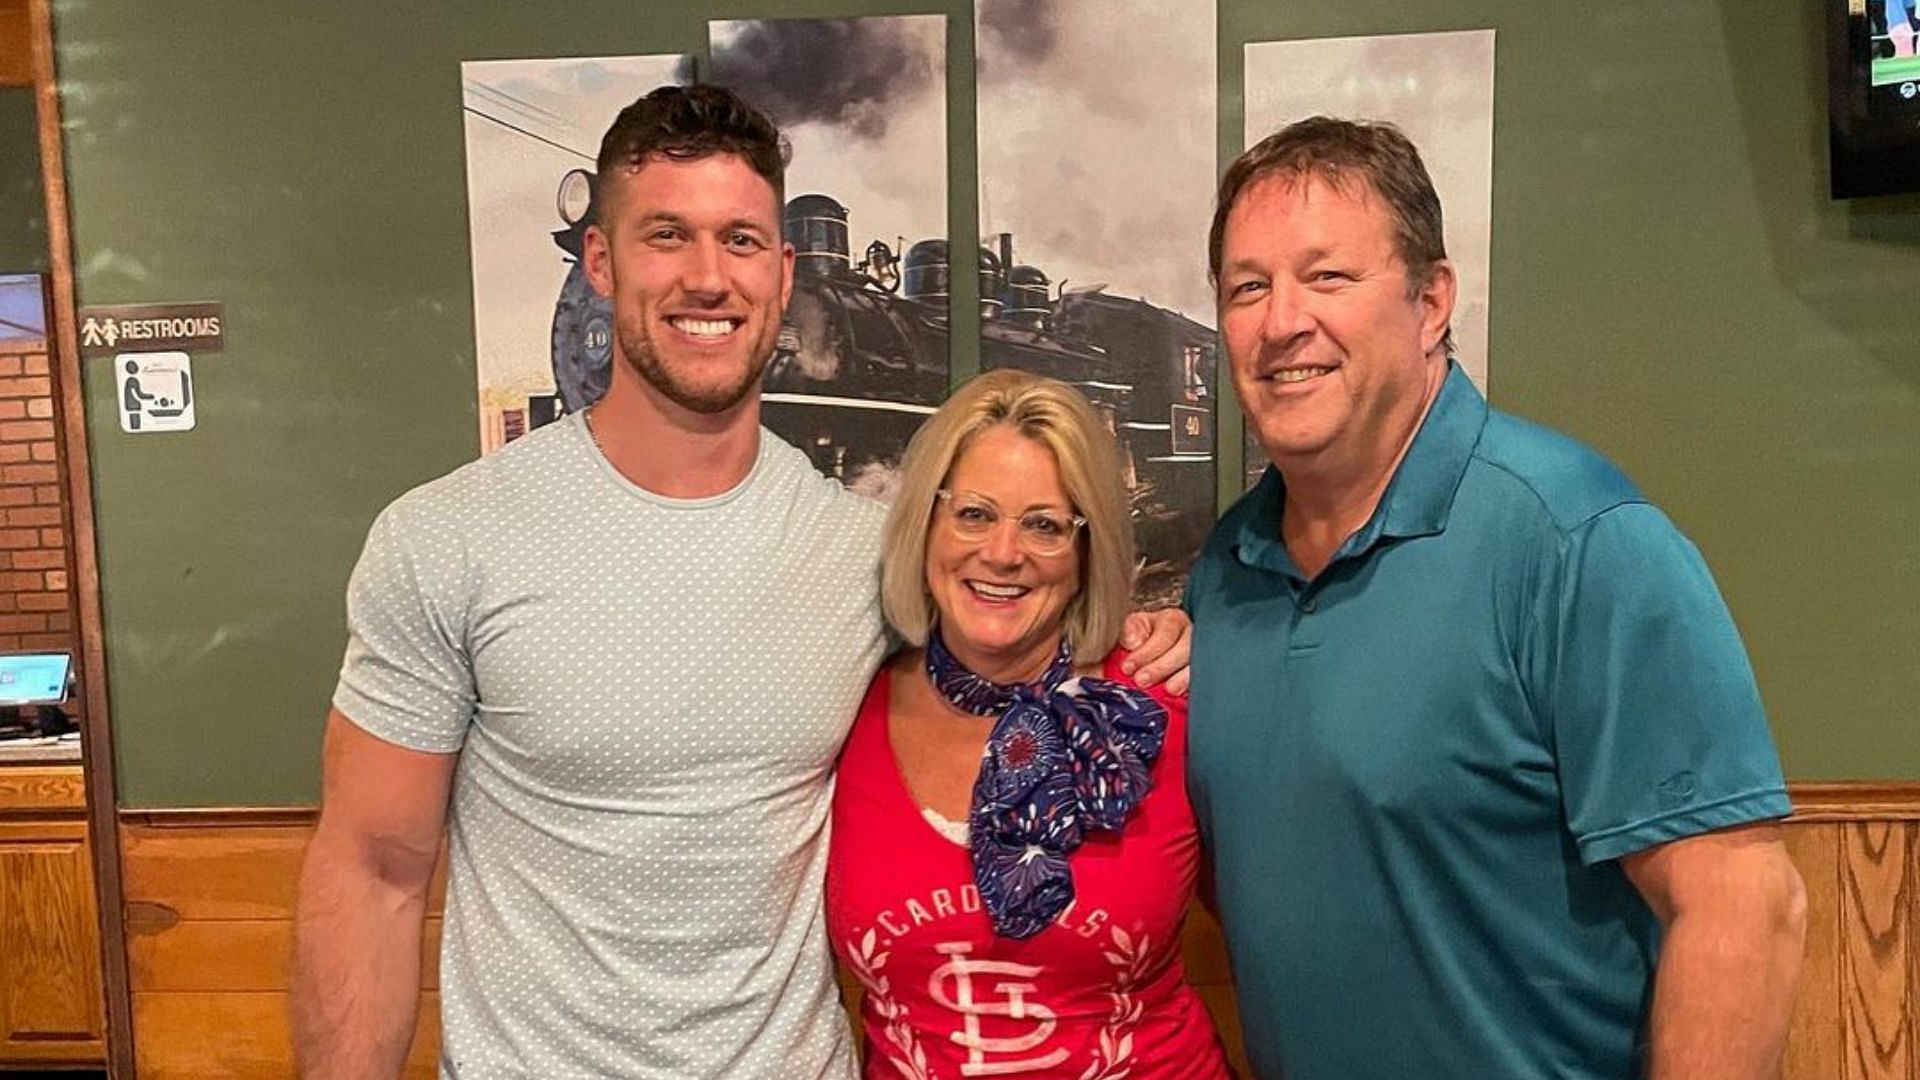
[117,780,1920,829]
[119,807,319,830]
[1788,781,1920,821]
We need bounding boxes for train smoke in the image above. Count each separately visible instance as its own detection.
[709,18,937,141]
[975,0,1218,324]
[977,0,1062,78]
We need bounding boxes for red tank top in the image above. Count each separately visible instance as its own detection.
[826,651,1230,1079]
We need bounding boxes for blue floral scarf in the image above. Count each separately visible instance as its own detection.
[926,628,1169,939]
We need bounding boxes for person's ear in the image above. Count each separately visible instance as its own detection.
[1418,259,1457,356]
[584,224,615,301]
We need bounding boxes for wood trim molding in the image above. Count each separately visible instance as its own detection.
[109,785,1920,829]
[114,785,1920,827]
[120,806,320,830]
[1787,781,1920,822]
[28,1,132,1074]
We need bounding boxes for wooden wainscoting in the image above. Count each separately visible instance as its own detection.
[120,786,1920,1079]
[0,764,103,1067]
[119,809,1239,1078]
[1781,785,1920,1080]
[118,811,441,1080]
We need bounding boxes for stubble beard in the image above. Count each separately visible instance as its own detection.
[616,315,773,416]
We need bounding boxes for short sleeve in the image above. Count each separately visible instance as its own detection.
[331,504,478,753]
[1538,503,1790,865]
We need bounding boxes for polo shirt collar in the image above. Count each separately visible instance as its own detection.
[1231,468,1292,574]
[1368,360,1486,543]
[1234,361,1487,574]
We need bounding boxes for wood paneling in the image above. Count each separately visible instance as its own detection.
[1786,823,1842,1079]
[0,816,103,1063]
[127,917,443,993]
[119,796,1920,1080]
[123,823,319,921]
[0,763,85,812]
[121,818,445,921]
[121,816,442,1080]
[133,991,440,1080]
[1842,823,1915,1079]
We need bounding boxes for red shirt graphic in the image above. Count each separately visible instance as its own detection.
[827,652,1231,1079]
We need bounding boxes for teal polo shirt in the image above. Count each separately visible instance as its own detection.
[1186,364,1790,1080]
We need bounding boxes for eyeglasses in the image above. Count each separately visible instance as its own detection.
[934,489,1087,557]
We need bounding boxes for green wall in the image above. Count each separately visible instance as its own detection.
[0,87,48,274]
[52,0,1920,806]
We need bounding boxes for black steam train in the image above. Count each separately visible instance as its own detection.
[537,173,1216,602]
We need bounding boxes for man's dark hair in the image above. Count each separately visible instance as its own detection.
[596,83,790,206]
[1209,117,1449,305]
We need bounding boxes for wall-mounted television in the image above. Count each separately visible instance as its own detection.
[1831,0,1920,197]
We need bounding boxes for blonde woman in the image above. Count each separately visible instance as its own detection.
[827,369,1229,1078]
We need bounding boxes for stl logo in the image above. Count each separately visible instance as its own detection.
[927,941,1070,1076]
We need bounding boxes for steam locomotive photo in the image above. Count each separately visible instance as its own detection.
[532,170,1216,604]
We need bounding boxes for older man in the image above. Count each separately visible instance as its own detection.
[1185,117,1805,1079]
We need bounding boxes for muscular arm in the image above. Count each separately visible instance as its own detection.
[1620,823,1807,1080]
[292,709,457,1080]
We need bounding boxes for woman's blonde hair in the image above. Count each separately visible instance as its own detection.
[881,368,1136,660]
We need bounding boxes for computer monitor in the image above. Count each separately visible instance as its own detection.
[0,652,72,707]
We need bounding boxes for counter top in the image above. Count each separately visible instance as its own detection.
[0,738,83,765]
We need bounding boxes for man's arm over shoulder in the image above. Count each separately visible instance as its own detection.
[1620,823,1807,1080]
[291,709,456,1080]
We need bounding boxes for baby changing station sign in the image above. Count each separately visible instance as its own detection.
[115,352,196,433]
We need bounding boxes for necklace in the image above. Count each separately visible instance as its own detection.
[583,406,606,456]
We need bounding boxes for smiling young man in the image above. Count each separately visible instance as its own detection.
[1184,118,1806,1080]
[289,85,1190,1080]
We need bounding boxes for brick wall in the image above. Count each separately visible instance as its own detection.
[0,336,82,721]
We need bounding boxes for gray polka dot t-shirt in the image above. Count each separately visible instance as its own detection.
[334,414,887,1079]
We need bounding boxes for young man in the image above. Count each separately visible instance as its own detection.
[290,85,1188,1079]
[1185,117,1806,1080]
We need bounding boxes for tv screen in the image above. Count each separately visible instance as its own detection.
[1873,0,1920,87]
[1832,0,1920,197]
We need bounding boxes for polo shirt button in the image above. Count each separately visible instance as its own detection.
[1301,597,1317,613]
